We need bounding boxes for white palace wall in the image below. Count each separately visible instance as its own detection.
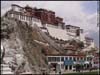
[8,12,43,28]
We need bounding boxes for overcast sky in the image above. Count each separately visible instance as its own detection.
[1,1,99,47]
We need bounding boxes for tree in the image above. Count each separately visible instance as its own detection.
[69,39,76,45]
[75,64,81,72]
[77,41,84,49]
[69,39,84,50]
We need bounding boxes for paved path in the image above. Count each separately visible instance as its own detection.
[49,69,99,74]
[63,69,99,74]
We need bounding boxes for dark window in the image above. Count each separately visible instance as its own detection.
[56,57,60,61]
[65,65,68,70]
[76,29,80,36]
[69,65,72,70]
[84,58,86,61]
[77,57,79,61]
[65,57,68,60]
[61,57,64,61]
[73,57,76,61]
[53,57,56,61]
[87,57,90,61]
[69,57,72,60]
[52,57,54,61]
[81,57,83,60]
[73,65,75,68]
[48,57,51,62]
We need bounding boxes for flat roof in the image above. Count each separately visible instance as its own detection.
[66,25,80,28]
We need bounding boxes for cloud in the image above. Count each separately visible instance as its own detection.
[87,13,98,31]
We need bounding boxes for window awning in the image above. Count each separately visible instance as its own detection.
[64,60,74,65]
[73,60,85,64]
[84,61,89,64]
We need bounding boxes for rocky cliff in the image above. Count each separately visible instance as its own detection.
[1,16,61,74]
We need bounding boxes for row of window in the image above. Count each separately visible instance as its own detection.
[65,65,73,70]
[48,57,60,62]
[48,56,88,62]
[11,13,40,22]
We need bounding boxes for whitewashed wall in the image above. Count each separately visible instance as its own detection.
[46,24,69,40]
[9,13,43,28]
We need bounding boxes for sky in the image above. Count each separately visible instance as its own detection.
[1,1,99,47]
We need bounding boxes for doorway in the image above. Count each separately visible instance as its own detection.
[65,65,68,70]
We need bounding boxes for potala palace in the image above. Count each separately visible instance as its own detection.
[1,4,99,75]
[6,4,95,47]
